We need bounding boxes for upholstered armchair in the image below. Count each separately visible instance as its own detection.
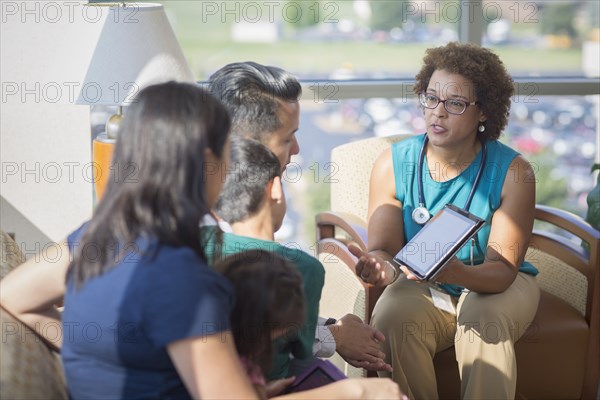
[315,135,600,399]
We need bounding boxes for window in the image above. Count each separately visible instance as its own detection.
[160,0,600,247]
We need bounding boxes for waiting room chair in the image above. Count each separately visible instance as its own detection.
[316,135,600,399]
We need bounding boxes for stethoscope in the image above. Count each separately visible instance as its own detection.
[412,135,488,225]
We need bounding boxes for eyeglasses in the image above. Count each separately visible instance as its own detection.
[419,92,479,115]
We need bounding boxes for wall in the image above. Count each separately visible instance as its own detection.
[1,1,102,252]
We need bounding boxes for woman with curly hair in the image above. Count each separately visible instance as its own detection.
[349,42,540,399]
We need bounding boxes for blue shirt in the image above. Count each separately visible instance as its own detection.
[391,134,538,296]
[62,225,234,399]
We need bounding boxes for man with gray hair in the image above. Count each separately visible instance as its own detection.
[208,61,392,374]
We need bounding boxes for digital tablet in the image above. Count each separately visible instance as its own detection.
[286,359,346,393]
[393,204,485,281]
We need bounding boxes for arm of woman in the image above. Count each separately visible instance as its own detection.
[168,331,258,400]
[350,149,405,287]
[0,239,69,349]
[436,156,536,293]
[271,377,401,400]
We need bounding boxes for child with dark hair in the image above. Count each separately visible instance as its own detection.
[216,249,306,399]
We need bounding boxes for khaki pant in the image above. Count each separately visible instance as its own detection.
[372,273,540,400]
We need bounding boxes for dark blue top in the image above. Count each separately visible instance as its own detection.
[62,225,234,399]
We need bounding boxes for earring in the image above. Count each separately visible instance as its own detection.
[478,123,485,133]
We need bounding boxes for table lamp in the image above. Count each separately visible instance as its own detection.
[77,2,195,202]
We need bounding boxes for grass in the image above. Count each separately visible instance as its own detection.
[180,41,583,80]
[161,1,585,79]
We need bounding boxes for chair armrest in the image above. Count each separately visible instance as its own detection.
[532,205,599,399]
[535,204,600,245]
[531,205,600,315]
[316,211,368,250]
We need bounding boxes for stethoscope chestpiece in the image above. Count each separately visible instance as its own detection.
[412,206,431,225]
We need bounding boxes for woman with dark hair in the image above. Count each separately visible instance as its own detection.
[0,81,258,399]
[350,42,540,399]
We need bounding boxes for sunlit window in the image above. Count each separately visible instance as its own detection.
[158,0,600,247]
[164,0,600,79]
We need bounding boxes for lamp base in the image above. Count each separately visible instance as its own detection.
[93,132,115,203]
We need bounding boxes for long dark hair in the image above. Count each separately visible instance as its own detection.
[69,81,230,286]
[215,250,305,374]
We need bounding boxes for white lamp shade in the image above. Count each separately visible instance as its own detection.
[76,3,195,105]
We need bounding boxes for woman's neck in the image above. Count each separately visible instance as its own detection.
[426,138,482,181]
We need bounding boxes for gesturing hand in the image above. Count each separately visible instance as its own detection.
[348,243,397,287]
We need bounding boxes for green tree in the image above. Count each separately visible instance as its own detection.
[285,1,322,29]
[303,179,331,245]
[585,164,600,229]
[539,3,578,39]
[369,0,407,31]
[530,153,569,210]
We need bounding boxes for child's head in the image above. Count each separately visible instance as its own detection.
[216,249,305,373]
[215,138,285,231]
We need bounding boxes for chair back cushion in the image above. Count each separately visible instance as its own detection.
[1,230,26,279]
[317,241,366,378]
[1,307,68,399]
[330,134,412,221]
[525,248,587,316]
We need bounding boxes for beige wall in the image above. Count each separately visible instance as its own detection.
[0,1,104,251]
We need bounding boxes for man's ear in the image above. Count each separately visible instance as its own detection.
[270,176,283,203]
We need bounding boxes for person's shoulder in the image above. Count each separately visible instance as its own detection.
[488,139,519,159]
[388,134,423,163]
[66,221,90,253]
[144,244,233,300]
[484,140,534,188]
[487,140,531,171]
[220,231,262,251]
[391,133,423,151]
[373,134,423,182]
[200,225,219,241]
[274,243,325,277]
[147,244,220,281]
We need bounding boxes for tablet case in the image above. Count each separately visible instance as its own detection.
[287,359,347,393]
[394,204,485,280]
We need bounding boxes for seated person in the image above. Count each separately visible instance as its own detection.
[350,42,540,399]
[203,139,402,400]
[209,61,391,373]
[0,82,259,399]
[202,137,323,381]
[215,249,306,399]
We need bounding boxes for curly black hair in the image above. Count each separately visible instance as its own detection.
[414,42,514,141]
